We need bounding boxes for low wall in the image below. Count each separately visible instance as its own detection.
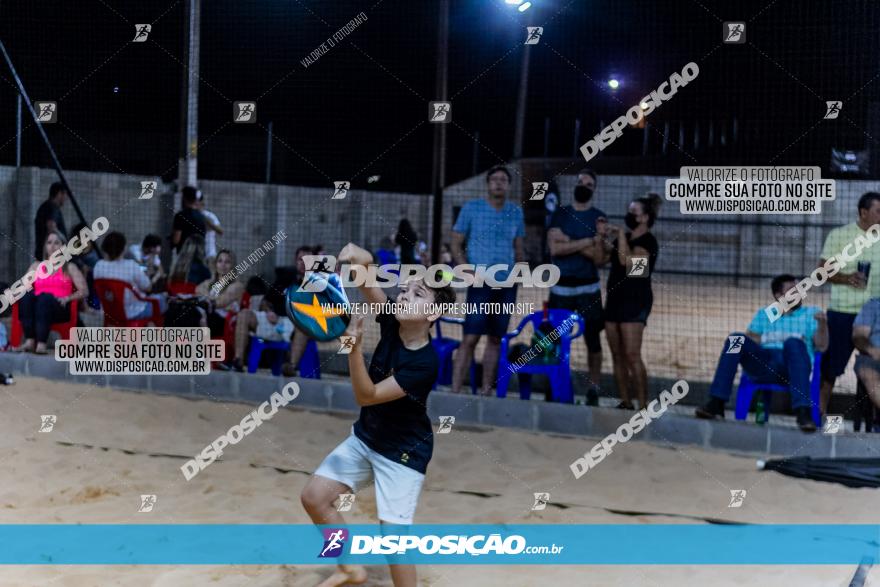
[0,352,875,459]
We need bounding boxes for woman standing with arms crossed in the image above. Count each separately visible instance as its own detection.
[604,193,661,410]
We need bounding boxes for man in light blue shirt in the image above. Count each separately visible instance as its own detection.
[450,165,526,394]
[695,274,828,432]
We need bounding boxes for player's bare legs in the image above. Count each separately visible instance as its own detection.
[301,475,367,586]
[381,521,417,587]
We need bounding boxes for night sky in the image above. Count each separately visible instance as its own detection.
[1,0,878,192]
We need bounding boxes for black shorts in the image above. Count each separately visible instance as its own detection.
[604,298,652,325]
[548,291,603,353]
[821,309,858,380]
[462,285,518,338]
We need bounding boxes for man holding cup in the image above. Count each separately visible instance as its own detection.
[817,192,880,414]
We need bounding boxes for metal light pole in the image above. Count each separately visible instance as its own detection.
[15,94,21,168]
[512,10,532,160]
[178,0,200,190]
[430,0,449,264]
[265,121,273,183]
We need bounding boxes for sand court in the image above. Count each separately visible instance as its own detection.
[0,375,877,586]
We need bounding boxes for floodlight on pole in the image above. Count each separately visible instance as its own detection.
[608,79,620,90]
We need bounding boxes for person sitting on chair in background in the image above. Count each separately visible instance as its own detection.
[14,231,88,354]
[850,298,880,414]
[223,299,294,372]
[694,274,827,432]
[127,234,166,290]
[376,236,399,267]
[196,249,246,339]
[440,243,453,265]
[603,193,662,410]
[269,245,321,378]
[168,234,211,287]
[93,231,167,320]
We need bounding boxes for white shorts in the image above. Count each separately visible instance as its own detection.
[314,432,425,525]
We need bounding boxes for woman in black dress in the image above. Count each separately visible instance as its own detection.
[604,193,661,410]
[395,218,419,265]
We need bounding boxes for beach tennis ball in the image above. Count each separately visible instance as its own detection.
[285,272,351,342]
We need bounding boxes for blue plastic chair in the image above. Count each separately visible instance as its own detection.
[296,339,321,379]
[248,337,321,378]
[432,316,462,388]
[735,351,822,426]
[247,337,290,376]
[497,310,584,402]
[431,316,479,394]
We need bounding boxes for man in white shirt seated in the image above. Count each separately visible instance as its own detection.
[94,232,167,320]
[126,234,166,285]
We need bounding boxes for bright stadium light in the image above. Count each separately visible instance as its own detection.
[504,0,524,4]
[518,2,532,11]
[608,78,620,90]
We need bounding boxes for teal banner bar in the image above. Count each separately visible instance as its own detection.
[0,524,877,565]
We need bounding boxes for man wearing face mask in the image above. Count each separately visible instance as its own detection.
[694,274,828,432]
[547,168,608,405]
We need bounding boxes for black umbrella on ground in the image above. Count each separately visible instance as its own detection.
[759,457,880,489]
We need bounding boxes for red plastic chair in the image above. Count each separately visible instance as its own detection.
[9,298,79,347]
[167,281,197,296]
[94,279,164,327]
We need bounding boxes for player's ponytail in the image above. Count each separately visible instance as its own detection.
[637,192,663,227]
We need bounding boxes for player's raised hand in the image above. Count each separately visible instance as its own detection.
[338,242,372,266]
[343,315,365,347]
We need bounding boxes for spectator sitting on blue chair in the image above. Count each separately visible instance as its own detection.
[375,236,399,272]
[694,274,828,432]
[221,298,294,372]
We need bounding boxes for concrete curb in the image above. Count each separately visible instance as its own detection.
[2,352,877,459]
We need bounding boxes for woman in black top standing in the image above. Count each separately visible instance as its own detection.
[604,193,661,410]
[395,218,419,265]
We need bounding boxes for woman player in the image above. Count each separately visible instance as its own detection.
[300,243,455,587]
[604,193,661,410]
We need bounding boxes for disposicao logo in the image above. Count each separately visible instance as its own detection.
[319,528,349,558]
